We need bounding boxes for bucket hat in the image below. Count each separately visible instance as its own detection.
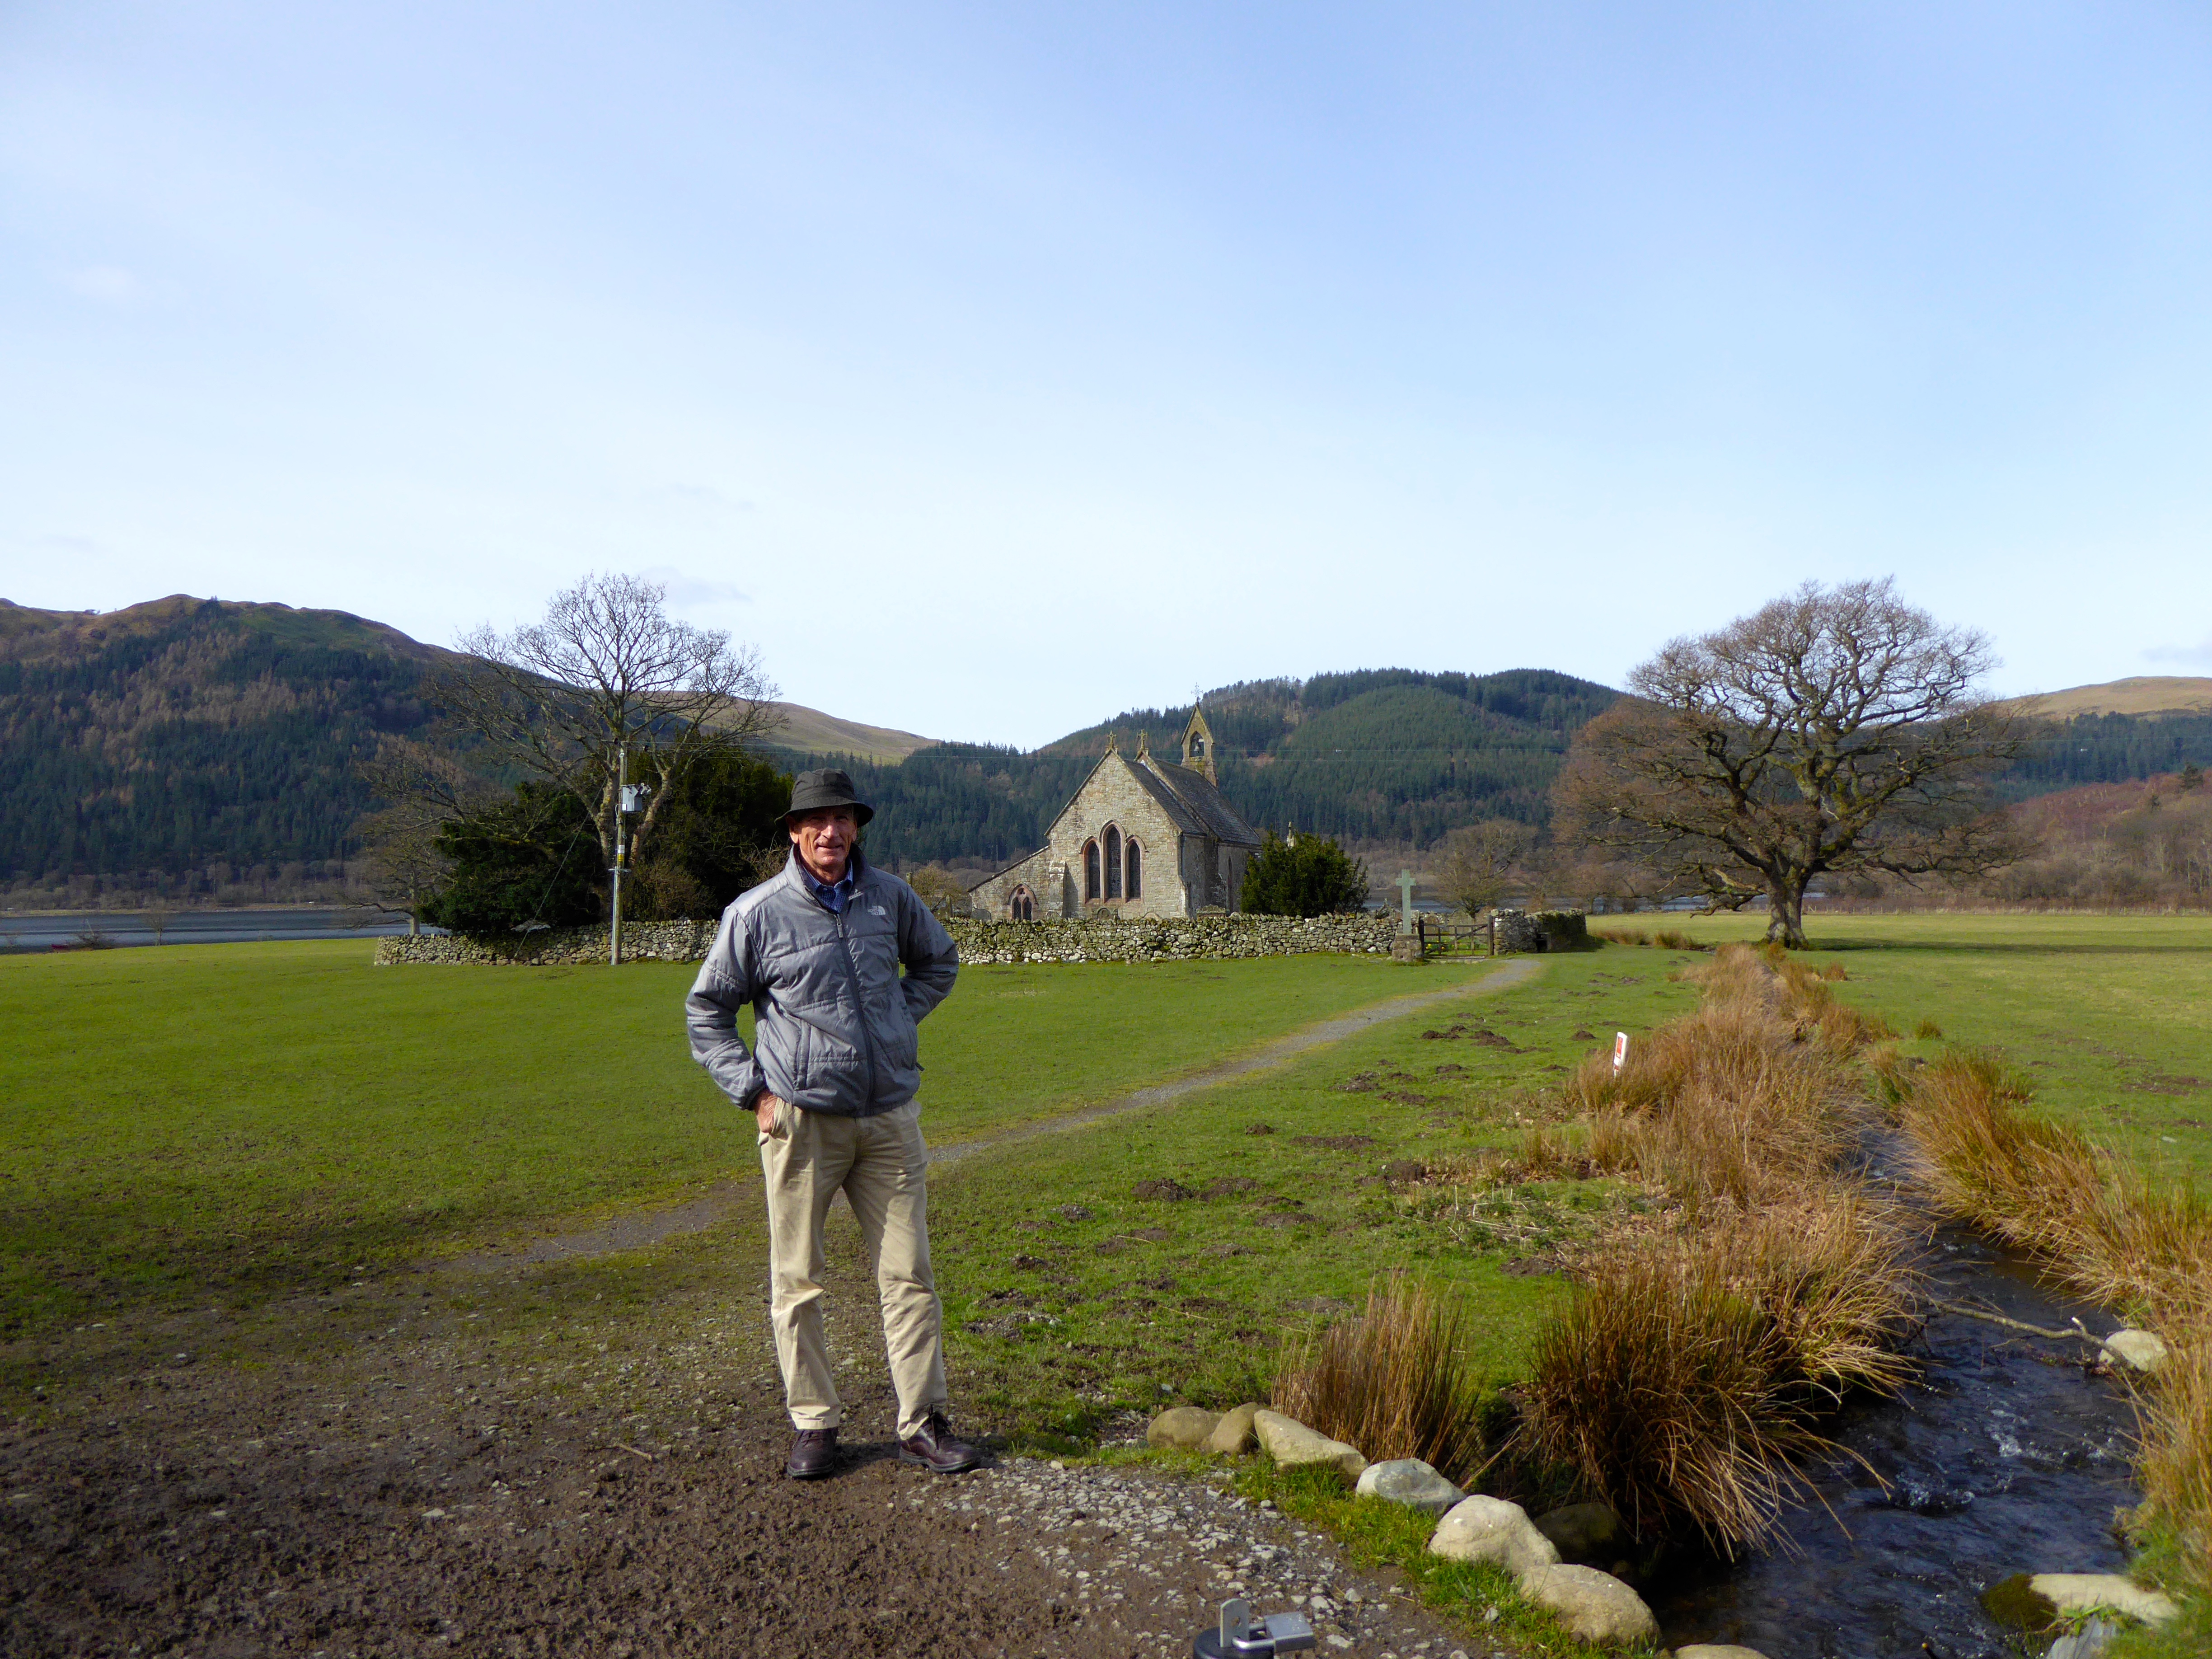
[785,767,875,826]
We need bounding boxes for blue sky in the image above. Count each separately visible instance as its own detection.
[4,3,2209,745]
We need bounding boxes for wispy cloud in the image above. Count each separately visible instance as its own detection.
[651,483,756,512]
[57,265,169,307]
[638,566,750,606]
[2145,638,2212,668]
[32,531,108,556]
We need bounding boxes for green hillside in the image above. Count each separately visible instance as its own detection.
[1997,709,2212,801]
[770,667,1622,865]
[0,595,446,890]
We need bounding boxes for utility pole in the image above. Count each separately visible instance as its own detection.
[609,743,628,967]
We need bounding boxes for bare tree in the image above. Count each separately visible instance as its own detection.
[1435,819,1535,919]
[905,864,972,920]
[352,800,457,935]
[426,573,781,878]
[1553,579,2026,947]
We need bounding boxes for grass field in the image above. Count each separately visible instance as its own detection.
[10,915,2208,1658]
[926,946,1690,1439]
[1594,912,2212,1188]
[0,941,1485,1330]
[8,914,2207,1408]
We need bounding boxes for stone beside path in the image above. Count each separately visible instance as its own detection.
[1254,1409,1369,1481]
[1427,1496,1559,1577]
[1147,1406,1223,1452]
[1529,1501,1625,1569]
[1208,1403,1262,1456]
[1153,1405,1668,1654]
[1514,1564,1659,1645]
[1355,1459,1465,1518]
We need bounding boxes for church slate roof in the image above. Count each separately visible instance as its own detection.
[1132,756,1262,848]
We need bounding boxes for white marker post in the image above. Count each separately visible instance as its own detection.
[1613,1031,1630,1075]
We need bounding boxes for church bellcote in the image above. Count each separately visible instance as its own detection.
[1180,708,1218,783]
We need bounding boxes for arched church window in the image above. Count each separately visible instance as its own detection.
[1083,840,1100,901]
[1009,885,1035,922]
[1104,825,1123,899]
[1125,838,1142,899]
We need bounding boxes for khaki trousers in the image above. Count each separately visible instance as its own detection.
[757,1100,947,1439]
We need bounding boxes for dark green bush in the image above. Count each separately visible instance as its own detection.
[631,748,792,918]
[419,783,601,937]
[1241,830,1369,917]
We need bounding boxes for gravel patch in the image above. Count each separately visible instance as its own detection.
[914,1446,1500,1659]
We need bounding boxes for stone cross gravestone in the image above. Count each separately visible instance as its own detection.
[1396,869,1417,936]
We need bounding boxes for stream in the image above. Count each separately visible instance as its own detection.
[1650,1213,2145,1659]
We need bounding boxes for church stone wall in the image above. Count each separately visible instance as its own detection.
[965,847,1054,920]
[1048,759,1191,919]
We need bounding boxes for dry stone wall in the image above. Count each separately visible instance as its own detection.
[1490,908,1590,953]
[375,913,1398,966]
[944,913,1396,964]
[375,921,719,966]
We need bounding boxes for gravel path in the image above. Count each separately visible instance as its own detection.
[935,1448,1499,1659]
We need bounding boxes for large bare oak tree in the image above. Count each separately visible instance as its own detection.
[390,573,781,881]
[1553,579,2025,947]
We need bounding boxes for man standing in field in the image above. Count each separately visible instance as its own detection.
[685,768,979,1480]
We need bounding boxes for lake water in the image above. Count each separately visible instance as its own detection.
[0,908,440,952]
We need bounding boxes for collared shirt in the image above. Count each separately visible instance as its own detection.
[799,850,861,916]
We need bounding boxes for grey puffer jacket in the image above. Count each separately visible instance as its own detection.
[685,849,959,1118]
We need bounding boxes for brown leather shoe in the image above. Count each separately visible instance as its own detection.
[785,1427,838,1480]
[898,1410,983,1473]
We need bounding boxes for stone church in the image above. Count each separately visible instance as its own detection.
[966,711,1264,920]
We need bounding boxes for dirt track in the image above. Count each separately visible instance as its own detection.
[1,1300,1489,1659]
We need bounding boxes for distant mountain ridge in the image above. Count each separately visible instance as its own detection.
[763,703,937,765]
[0,594,448,887]
[7,593,2212,885]
[1998,676,2212,719]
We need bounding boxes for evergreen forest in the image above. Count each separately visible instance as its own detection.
[0,596,440,892]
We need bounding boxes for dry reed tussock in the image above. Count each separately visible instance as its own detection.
[2140,1327,2212,1593]
[1558,951,1869,1207]
[1518,1255,1833,1555]
[1509,944,1920,1551]
[1898,1050,2107,1252]
[1518,1198,1916,1553]
[2055,1180,2212,1329]
[1899,1050,2212,1604]
[1593,925,1708,951]
[1273,1272,1491,1487]
[1669,1197,1919,1400]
